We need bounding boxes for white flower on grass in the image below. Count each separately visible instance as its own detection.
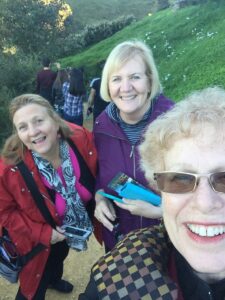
[164,73,171,81]
[207,31,217,38]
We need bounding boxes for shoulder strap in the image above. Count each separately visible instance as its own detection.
[19,243,45,267]
[67,138,96,220]
[16,161,56,229]
[67,138,95,194]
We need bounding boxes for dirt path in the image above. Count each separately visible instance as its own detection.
[0,236,104,300]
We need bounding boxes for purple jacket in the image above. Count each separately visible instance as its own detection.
[93,94,174,249]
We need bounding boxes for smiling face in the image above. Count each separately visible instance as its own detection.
[108,55,151,124]
[162,132,225,281]
[13,103,60,161]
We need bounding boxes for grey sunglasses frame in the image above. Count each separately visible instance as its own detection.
[153,171,225,194]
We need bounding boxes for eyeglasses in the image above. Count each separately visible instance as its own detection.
[153,171,225,194]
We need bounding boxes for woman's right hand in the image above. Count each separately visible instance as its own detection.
[94,189,116,232]
[51,226,66,244]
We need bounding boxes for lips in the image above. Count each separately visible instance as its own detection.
[32,136,46,144]
[119,95,136,101]
[187,224,225,237]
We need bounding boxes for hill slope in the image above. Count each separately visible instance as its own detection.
[68,0,151,30]
[62,1,225,101]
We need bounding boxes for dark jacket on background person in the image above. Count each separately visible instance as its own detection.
[90,78,109,121]
[0,123,97,299]
[36,69,56,104]
[93,94,173,249]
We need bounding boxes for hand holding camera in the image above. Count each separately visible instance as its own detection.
[51,226,66,244]
[61,224,92,251]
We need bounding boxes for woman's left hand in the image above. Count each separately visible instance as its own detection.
[51,226,66,244]
[114,198,162,218]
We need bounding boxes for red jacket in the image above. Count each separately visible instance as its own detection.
[0,123,97,299]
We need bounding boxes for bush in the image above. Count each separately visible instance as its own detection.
[61,15,136,57]
[0,51,38,146]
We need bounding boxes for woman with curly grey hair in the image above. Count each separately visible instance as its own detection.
[80,86,225,299]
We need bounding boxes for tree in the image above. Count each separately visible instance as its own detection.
[0,0,74,58]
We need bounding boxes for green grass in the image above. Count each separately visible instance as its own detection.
[67,0,151,30]
[61,1,225,101]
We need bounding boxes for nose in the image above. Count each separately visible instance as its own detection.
[120,78,132,92]
[192,178,224,213]
[27,124,39,136]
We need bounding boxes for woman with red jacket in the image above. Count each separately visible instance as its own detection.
[0,94,97,299]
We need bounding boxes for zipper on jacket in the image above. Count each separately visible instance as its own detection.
[130,144,143,228]
[207,291,213,300]
[129,145,136,179]
[129,145,135,158]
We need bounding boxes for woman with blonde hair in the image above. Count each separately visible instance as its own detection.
[93,40,173,251]
[0,94,97,299]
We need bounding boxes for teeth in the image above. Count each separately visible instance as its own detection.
[33,137,45,144]
[187,224,225,237]
[120,95,135,101]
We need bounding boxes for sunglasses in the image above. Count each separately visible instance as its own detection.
[153,171,225,194]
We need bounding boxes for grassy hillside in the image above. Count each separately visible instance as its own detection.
[67,0,151,30]
[61,1,225,101]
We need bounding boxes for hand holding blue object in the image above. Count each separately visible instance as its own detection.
[97,191,124,203]
[108,172,161,206]
[119,182,161,206]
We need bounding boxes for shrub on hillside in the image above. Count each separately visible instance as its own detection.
[61,15,136,57]
[169,0,206,9]
[0,51,38,96]
[0,51,38,146]
[0,86,13,147]
[151,0,170,12]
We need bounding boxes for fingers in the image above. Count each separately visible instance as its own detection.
[94,208,114,231]
[56,226,65,234]
[114,198,133,209]
[101,217,114,232]
[115,198,162,218]
[51,228,66,244]
[95,192,116,231]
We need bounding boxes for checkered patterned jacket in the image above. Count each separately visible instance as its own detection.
[92,226,180,300]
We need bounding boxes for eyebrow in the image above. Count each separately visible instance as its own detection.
[15,115,44,125]
[111,72,144,77]
[166,165,225,173]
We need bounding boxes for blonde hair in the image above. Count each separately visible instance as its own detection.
[139,86,225,190]
[1,94,72,164]
[100,40,162,102]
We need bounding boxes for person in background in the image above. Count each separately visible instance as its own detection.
[52,69,69,116]
[86,77,109,123]
[79,86,225,300]
[63,68,86,126]
[93,40,173,251]
[36,58,57,105]
[0,94,97,300]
